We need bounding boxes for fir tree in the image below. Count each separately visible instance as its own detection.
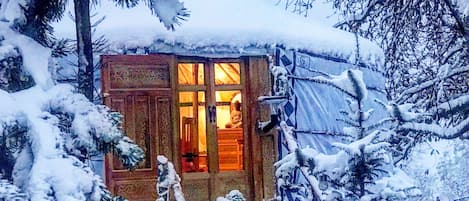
[0,1,144,200]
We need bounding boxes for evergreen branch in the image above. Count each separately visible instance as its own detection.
[365,118,394,132]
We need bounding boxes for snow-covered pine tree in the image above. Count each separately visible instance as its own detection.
[275,69,416,200]
[0,1,144,200]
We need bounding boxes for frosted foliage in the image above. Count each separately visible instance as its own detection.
[1,86,140,201]
[216,190,246,201]
[386,103,420,122]
[333,131,389,156]
[271,65,289,96]
[334,69,367,101]
[276,123,413,200]
[150,0,189,30]
[156,156,185,201]
[274,68,416,200]
[46,85,144,167]
[0,20,144,201]
[305,69,368,101]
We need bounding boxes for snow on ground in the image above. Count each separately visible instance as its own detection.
[53,0,383,67]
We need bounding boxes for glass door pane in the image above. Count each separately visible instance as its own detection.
[215,90,244,171]
[179,91,208,172]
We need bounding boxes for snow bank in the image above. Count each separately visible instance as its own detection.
[53,0,383,67]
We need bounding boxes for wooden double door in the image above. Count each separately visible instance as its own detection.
[176,59,250,200]
[101,55,258,201]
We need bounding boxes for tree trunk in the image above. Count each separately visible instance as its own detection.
[74,0,94,100]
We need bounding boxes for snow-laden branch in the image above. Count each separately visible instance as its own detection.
[47,84,145,168]
[149,0,190,31]
[290,69,367,101]
[157,156,185,201]
[333,0,384,28]
[278,121,322,200]
[432,94,469,118]
[396,64,469,103]
[400,117,469,139]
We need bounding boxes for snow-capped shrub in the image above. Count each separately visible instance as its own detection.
[156,155,185,201]
[216,190,246,201]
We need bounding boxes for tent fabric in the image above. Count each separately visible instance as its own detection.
[276,47,387,200]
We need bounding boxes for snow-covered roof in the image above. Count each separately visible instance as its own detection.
[53,0,383,67]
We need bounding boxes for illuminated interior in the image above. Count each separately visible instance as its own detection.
[216,90,243,171]
[178,63,244,172]
[178,63,204,85]
[214,63,240,85]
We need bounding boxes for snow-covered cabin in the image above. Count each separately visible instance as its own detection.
[54,0,385,200]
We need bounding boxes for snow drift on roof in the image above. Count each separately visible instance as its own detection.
[53,0,384,67]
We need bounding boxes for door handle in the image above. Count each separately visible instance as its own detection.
[212,105,217,124]
[209,105,217,124]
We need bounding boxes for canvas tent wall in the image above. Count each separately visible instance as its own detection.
[272,48,387,200]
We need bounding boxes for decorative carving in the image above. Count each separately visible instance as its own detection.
[135,96,151,169]
[115,180,157,200]
[158,98,171,158]
[110,64,170,89]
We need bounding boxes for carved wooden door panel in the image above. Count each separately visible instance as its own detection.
[101,55,175,201]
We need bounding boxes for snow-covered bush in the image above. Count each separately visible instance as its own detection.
[156,156,185,201]
[216,190,246,201]
[0,2,144,200]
